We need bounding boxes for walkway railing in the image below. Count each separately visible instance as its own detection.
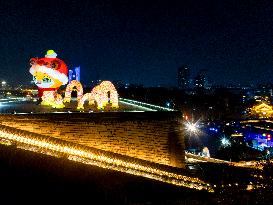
[119,98,175,111]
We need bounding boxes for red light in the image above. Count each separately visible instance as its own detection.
[267,134,271,141]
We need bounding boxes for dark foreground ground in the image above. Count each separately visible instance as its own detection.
[0,144,209,205]
[0,144,272,205]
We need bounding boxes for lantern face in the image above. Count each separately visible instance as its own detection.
[29,51,68,91]
[33,69,63,89]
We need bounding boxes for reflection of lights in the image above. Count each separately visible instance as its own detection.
[0,97,29,107]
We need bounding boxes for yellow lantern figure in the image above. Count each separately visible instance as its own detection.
[77,93,93,109]
[41,91,64,108]
[77,81,119,110]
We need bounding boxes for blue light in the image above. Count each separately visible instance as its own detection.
[209,127,218,132]
[221,137,231,147]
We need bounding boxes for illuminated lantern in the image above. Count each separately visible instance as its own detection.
[77,93,93,109]
[77,81,119,110]
[29,50,68,108]
[29,50,68,98]
[41,91,64,108]
[63,80,83,103]
[90,85,108,109]
[250,103,273,119]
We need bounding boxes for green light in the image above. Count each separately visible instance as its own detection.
[46,50,56,55]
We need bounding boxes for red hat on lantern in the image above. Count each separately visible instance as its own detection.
[29,50,68,85]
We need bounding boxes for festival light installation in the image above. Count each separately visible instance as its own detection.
[29,50,68,108]
[78,81,119,109]
[30,51,119,110]
[63,80,83,103]
[250,103,273,119]
[41,91,64,108]
[29,50,68,97]
[77,93,93,109]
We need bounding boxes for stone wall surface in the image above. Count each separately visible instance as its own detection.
[0,112,185,168]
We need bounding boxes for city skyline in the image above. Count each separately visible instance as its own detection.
[1,0,273,87]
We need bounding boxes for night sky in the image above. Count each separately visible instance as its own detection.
[1,0,273,87]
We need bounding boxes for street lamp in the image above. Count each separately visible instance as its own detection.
[184,120,202,154]
[185,121,198,134]
[187,123,197,132]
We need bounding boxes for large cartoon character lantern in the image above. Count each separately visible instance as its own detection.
[29,50,68,108]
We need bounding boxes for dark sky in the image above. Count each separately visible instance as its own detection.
[1,0,273,87]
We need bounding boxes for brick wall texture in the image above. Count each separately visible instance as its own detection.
[0,112,185,168]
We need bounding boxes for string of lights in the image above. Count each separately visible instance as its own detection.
[0,124,213,192]
[119,98,175,111]
[78,81,119,109]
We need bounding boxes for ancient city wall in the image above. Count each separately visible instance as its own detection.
[0,112,185,168]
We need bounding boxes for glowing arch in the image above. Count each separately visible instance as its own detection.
[92,81,118,109]
[77,81,118,109]
[63,80,83,103]
[77,93,94,109]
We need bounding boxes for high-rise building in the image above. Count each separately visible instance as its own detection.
[68,66,81,83]
[177,66,190,89]
[194,69,208,89]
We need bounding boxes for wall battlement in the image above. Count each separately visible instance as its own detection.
[0,112,185,168]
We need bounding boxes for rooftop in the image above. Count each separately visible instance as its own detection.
[0,97,175,114]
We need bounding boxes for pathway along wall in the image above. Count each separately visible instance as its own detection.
[0,112,185,168]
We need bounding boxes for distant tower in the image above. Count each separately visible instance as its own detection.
[68,70,73,83]
[177,66,190,89]
[68,66,81,83]
[194,69,208,89]
[75,66,80,82]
